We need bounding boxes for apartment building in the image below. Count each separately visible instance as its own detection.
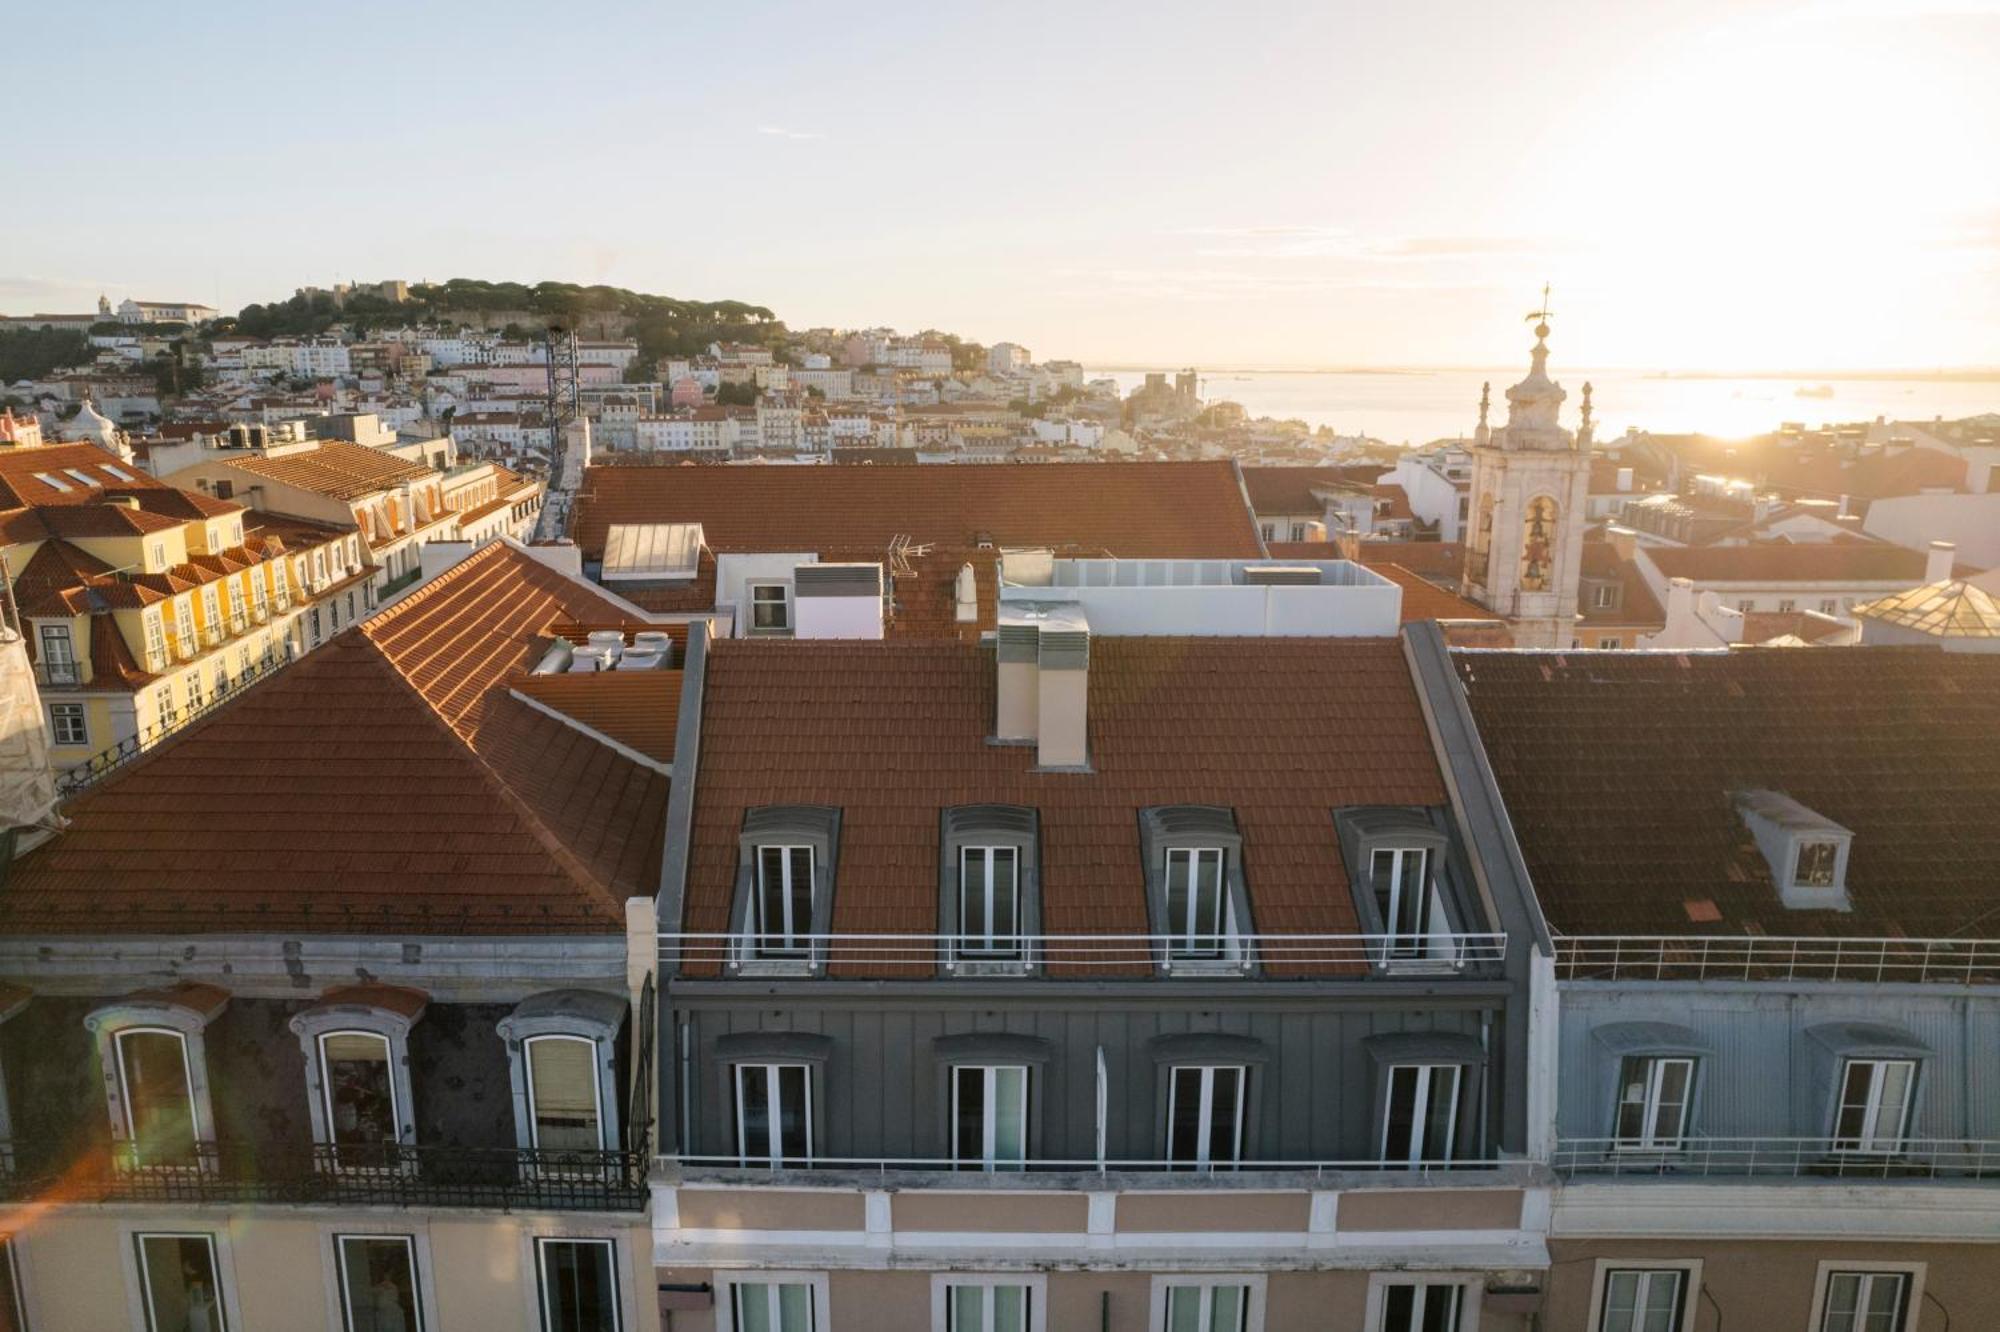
[1456,646,2000,1332]
[0,542,677,1332]
[648,578,1552,1332]
[0,444,365,784]
[441,460,543,546]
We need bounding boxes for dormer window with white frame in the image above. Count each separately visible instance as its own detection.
[1735,790,1854,911]
[940,804,1041,972]
[729,806,841,975]
[1337,809,1468,973]
[1140,807,1254,973]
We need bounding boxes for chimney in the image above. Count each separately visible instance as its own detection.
[1925,540,1957,585]
[995,615,1040,743]
[1036,607,1090,768]
[1606,524,1637,563]
[1666,576,1695,628]
[954,563,979,623]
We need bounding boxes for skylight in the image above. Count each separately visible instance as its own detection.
[100,463,136,482]
[32,472,70,492]
[64,468,102,488]
[601,522,704,581]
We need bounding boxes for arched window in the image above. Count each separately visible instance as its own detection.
[497,991,627,1158]
[85,983,229,1167]
[288,985,426,1170]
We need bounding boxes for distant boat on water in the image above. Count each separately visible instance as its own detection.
[1795,383,1836,399]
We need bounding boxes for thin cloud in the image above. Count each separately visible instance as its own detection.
[756,125,824,141]
[1174,226,1573,262]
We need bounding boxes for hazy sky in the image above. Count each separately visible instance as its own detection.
[6,0,1998,370]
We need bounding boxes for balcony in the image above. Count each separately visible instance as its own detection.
[1554,935,2000,985]
[667,930,1507,977]
[670,1153,1517,1185]
[36,661,80,688]
[1553,1136,2000,1181]
[0,1140,648,1212]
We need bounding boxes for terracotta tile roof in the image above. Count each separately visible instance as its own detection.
[1240,465,1383,513]
[1354,540,1468,580]
[1372,484,1415,521]
[1738,610,1852,645]
[1645,542,1950,584]
[244,511,353,551]
[571,461,1264,562]
[684,636,1448,977]
[512,670,681,764]
[6,543,669,935]
[13,539,112,617]
[1369,564,1505,626]
[1454,647,2000,937]
[0,445,170,508]
[227,439,432,500]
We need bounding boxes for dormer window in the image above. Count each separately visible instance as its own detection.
[730,806,840,974]
[1371,847,1439,958]
[941,805,1040,971]
[1338,809,1467,972]
[755,846,814,957]
[1140,808,1254,972]
[1735,790,1853,911]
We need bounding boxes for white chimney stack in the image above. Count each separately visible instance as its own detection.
[994,604,1091,767]
[1925,541,1957,586]
[1666,576,1695,627]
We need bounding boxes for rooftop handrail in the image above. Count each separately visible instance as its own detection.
[1554,1135,2000,1180]
[670,1153,1512,1179]
[1554,934,2000,984]
[660,930,1507,971]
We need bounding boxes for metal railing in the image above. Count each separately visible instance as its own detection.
[36,661,81,687]
[1555,935,2000,984]
[672,1153,1508,1180]
[1554,1136,2000,1181]
[662,931,1506,973]
[0,1140,648,1211]
[56,648,300,799]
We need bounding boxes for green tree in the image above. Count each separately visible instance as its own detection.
[715,381,759,407]
[0,328,91,381]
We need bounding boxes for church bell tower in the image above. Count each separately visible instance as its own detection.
[1462,290,1593,648]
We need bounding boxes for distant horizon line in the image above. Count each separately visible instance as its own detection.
[1074,363,2000,383]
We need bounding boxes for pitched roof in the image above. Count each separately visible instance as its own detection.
[1240,465,1383,513]
[571,461,1264,562]
[683,636,1449,977]
[511,669,681,764]
[6,543,669,935]
[225,438,432,500]
[1454,648,2000,938]
[1578,541,1664,625]
[0,444,166,508]
[1645,542,1944,585]
[1368,564,1503,626]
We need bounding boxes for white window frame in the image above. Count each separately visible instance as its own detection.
[931,1273,1046,1332]
[1370,846,1448,961]
[958,845,1022,958]
[1166,1064,1246,1170]
[531,1236,624,1332]
[0,1232,33,1332]
[523,1033,609,1152]
[1833,1058,1917,1153]
[1164,846,1233,960]
[952,1064,1029,1171]
[1795,838,1842,888]
[754,844,815,957]
[748,582,792,634]
[1592,583,1619,609]
[734,1062,814,1168]
[112,1027,200,1158]
[1147,1275,1266,1332]
[125,1229,241,1332]
[1363,1273,1482,1332]
[1585,1260,1703,1332]
[48,702,88,747]
[314,1029,402,1167]
[143,610,167,669]
[330,1231,429,1332]
[1806,1261,1925,1332]
[1381,1063,1461,1167]
[715,1270,829,1332]
[1613,1055,1695,1151]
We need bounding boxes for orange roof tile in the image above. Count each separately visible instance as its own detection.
[1240,465,1384,513]
[226,438,432,500]
[512,670,681,764]
[571,461,1264,562]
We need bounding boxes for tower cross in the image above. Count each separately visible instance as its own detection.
[1525,282,1553,328]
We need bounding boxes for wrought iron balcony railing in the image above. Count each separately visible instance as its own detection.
[37,661,81,687]
[1554,935,2000,984]
[663,931,1506,975]
[0,1140,648,1211]
[671,1153,1512,1180]
[1553,1136,2000,1181]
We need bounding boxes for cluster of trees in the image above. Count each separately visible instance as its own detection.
[0,328,90,382]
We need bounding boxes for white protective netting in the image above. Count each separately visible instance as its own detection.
[0,629,60,830]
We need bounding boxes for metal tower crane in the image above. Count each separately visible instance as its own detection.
[532,324,587,543]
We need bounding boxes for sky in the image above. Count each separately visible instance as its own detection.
[5,0,1999,371]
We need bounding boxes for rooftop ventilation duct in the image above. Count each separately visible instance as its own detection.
[794,563,884,640]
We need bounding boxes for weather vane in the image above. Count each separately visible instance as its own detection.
[1525,282,1553,329]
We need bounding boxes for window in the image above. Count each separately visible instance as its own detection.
[1258,523,1275,541]
[0,1235,25,1332]
[535,1238,620,1332]
[755,846,814,957]
[1597,1269,1686,1332]
[1370,847,1439,958]
[29,473,68,494]
[1777,598,1797,613]
[526,1035,606,1151]
[1166,1065,1244,1169]
[116,1029,198,1164]
[1375,1282,1463,1332]
[1614,1056,1694,1150]
[316,1031,399,1166]
[1597,636,1622,650]
[37,624,76,685]
[954,1065,1028,1170]
[1152,1278,1260,1332]
[1736,599,1754,612]
[202,585,221,637]
[1833,1059,1915,1153]
[958,847,1020,958]
[175,598,196,657]
[188,673,205,711]
[1820,598,1839,615]
[1592,583,1619,609]
[335,1234,423,1332]
[134,1233,227,1332]
[48,703,87,747]
[1796,840,1840,888]
[749,583,791,633]
[935,1276,1042,1332]
[735,1063,812,1167]
[1816,1272,1911,1332]
[730,1282,817,1332]
[1165,847,1229,959]
[1382,1064,1460,1166]
[143,613,167,669]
